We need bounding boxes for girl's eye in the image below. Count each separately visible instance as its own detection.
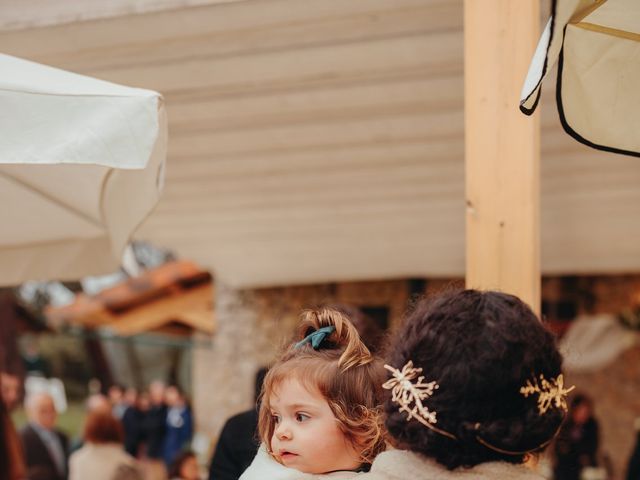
[272,414,281,424]
[295,413,310,422]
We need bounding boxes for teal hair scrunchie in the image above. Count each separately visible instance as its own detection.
[294,325,336,350]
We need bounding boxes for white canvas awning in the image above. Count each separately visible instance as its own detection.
[0,53,167,286]
[521,0,640,157]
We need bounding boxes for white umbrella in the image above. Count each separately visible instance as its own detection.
[520,0,640,157]
[0,54,167,286]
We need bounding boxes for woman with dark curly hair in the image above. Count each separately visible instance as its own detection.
[362,289,573,480]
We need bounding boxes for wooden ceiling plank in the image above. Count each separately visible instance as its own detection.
[167,76,462,132]
[64,32,461,94]
[167,110,463,157]
[2,3,460,75]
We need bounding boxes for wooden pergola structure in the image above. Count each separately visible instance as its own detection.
[46,260,214,336]
[45,260,214,387]
[465,1,541,309]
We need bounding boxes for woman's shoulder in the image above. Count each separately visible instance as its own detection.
[359,450,546,480]
[357,451,417,480]
[71,443,137,464]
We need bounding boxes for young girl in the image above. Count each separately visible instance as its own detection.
[240,307,386,479]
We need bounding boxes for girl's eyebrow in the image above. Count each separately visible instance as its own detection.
[285,402,317,410]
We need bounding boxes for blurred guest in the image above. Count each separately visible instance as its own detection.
[20,392,69,480]
[123,391,150,457]
[0,370,21,412]
[69,410,142,480]
[69,393,111,453]
[124,387,138,408]
[86,393,111,414]
[108,384,127,420]
[22,340,50,378]
[208,368,266,480]
[0,388,26,480]
[162,385,193,467]
[554,393,600,480]
[146,381,167,457]
[626,417,640,480]
[169,451,200,480]
[143,380,168,480]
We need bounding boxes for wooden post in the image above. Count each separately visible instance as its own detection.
[464,0,541,312]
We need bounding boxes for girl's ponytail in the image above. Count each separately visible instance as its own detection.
[298,308,373,371]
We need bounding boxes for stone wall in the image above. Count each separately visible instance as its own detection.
[193,284,263,443]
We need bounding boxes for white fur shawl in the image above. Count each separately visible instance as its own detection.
[360,450,545,480]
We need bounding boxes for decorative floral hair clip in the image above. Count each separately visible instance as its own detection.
[382,361,456,439]
[520,373,575,415]
[383,362,576,455]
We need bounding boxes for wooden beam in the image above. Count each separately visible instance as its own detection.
[464,0,540,311]
[105,284,214,336]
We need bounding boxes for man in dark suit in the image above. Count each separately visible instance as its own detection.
[20,392,69,480]
[143,380,168,479]
[208,368,267,480]
[208,409,260,480]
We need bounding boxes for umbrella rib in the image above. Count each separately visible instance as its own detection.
[0,169,105,230]
[574,22,640,43]
[570,0,609,25]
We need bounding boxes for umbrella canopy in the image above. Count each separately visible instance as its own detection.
[520,0,640,157]
[0,53,167,286]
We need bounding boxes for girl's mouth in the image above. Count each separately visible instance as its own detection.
[279,451,298,461]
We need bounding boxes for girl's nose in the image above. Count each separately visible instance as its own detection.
[275,422,292,440]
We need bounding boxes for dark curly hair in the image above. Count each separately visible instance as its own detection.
[384,289,566,469]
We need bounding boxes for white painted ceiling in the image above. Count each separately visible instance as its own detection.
[2,0,640,288]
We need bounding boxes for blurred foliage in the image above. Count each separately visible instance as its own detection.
[24,333,92,400]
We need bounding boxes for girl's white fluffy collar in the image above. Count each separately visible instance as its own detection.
[240,444,360,480]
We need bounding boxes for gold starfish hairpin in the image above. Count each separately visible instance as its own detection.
[383,361,456,439]
[520,373,575,415]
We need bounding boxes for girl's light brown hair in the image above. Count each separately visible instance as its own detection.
[258,307,386,465]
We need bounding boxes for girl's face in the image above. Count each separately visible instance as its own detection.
[269,377,361,474]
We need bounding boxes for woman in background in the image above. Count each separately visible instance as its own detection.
[69,410,142,480]
[162,385,193,467]
[553,394,599,480]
